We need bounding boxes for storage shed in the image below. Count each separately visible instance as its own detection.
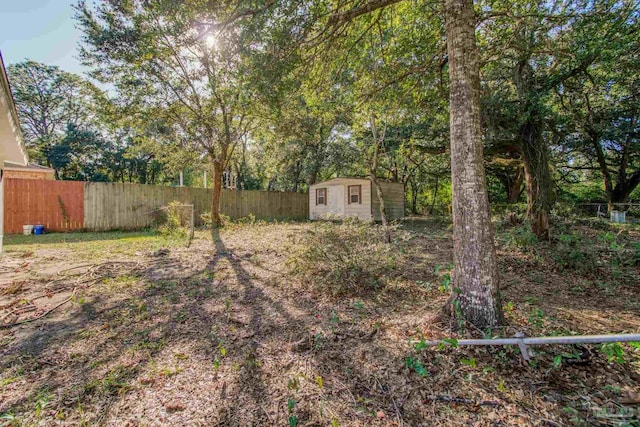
[309,177,404,221]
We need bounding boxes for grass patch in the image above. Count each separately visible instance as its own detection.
[4,230,186,260]
[83,365,135,398]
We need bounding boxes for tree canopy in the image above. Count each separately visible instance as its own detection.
[5,0,639,327]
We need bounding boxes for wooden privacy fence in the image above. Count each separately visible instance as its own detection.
[4,179,84,233]
[4,179,308,234]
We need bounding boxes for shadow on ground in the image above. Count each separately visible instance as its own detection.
[0,221,638,426]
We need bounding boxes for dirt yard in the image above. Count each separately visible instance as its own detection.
[0,220,638,426]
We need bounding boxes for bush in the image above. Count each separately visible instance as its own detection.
[503,224,538,249]
[286,218,407,296]
[551,232,598,273]
[155,201,192,237]
[200,211,231,228]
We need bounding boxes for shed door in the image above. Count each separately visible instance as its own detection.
[327,185,344,216]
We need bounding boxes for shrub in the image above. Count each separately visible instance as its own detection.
[156,201,192,237]
[200,211,231,228]
[503,224,538,249]
[286,218,407,296]
[551,232,597,273]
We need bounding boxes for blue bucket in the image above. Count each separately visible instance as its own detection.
[33,224,45,235]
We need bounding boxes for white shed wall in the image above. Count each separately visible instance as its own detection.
[309,178,372,220]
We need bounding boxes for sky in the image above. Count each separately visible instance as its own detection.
[0,0,93,76]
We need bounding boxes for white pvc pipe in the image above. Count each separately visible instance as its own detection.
[423,334,640,347]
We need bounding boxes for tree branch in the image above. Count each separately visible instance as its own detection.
[327,0,405,27]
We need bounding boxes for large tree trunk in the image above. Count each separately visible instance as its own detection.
[514,57,555,239]
[611,171,640,203]
[520,118,554,240]
[410,179,419,214]
[507,166,524,203]
[445,0,503,328]
[210,157,223,228]
[610,114,639,205]
[495,164,525,204]
[371,173,391,243]
[589,130,640,208]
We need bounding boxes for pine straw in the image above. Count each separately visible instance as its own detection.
[0,221,638,426]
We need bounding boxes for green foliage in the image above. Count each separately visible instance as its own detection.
[413,339,428,351]
[552,233,596,272]
[286,219,408,296]
[8,61,96,170]
[527,307,547,328]
[560,183,607,204]
[75,0,263,219]
[504,225,538,249]
[155,201,191,238]
[436,338,459,351]
[404,357,428,377]
[287,398,298,426]
[430,263,454,293]
[552,350,582,368]
[633,242,640,265]
[460,358,477,368]
[600,343,626,364]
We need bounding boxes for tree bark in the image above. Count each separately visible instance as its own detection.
[520,117,554,240]
[588,124,640,208]
[611,171,640,203]
[514,57,555,239]
[610,113,639,205]
[429,177,439,214]
[410,179,419,214]
[369,115,391,243]
[589,132,614,210]
[445,0,503,328]
[371,174,391,242]
[498,164,524,204]
[210,157,223,228]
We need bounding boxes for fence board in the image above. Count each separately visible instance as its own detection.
[4,178,84,233]
[4,180,308,234]
[82,182,308,231]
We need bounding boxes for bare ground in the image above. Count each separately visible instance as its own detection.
[0,220,639,426]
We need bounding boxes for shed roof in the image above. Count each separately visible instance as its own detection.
[311,177,369,186]
[311,177,405,186]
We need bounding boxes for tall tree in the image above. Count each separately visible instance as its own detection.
[444,0,503,327]
[479,0,637,237]
[76,0,255,226]
[556,11,640,208]
[295,0,504,327]
[8,61,97,178]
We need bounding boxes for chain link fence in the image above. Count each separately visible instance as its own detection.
[490,202,640,224]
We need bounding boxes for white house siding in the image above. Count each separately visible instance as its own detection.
[1,52,29,253]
